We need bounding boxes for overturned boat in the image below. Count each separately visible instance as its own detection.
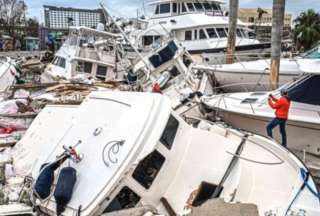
[201,63,320,155]
[11,91,320,216]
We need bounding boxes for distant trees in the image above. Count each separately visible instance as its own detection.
[293,9,320,51]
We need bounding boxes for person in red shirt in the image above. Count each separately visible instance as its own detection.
[266,89,291,147]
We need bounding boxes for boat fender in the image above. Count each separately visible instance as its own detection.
[34,162,60,200]
[54,167,77,215]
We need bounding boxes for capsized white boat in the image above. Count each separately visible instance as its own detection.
[201,62,320,155]
[41,26,120,83]
[12,91,320,216]
[194,45,320,92]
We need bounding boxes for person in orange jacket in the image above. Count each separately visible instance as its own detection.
[266,89,291,147]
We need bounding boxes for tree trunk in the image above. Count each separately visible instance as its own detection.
[270,0,286,90]
[226,0,239,64]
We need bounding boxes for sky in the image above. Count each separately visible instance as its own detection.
[25,0,320,22]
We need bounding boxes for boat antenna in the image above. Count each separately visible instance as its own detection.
[100,2,152,73]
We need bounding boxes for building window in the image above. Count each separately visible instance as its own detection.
[199,29,207,39]
[132,150,165,189]
[206,28,218,38]
[185,30,192,40]
[248,17,255,23]
[216,28,227,38]
[160,115,179,150]
[103,187,141,213]
[160,3,171,14]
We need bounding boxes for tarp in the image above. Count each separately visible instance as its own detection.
[288,75,320,105]
[149,41,178,68]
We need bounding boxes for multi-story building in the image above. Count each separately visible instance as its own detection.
[44,5,105,30]
[238,8,292,42]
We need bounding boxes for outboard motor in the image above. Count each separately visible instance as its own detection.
[54,167,77,215]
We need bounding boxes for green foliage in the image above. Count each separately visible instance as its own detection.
[293,9,320,51]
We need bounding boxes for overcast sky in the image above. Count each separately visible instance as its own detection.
[25,0,320,22]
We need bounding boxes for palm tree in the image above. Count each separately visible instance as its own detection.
[294,9,320,51]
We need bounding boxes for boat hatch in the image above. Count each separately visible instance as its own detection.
[149,41,178,68]
[241,98,258,104]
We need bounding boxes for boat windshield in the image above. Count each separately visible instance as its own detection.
[301,46,320,59]
[288,75,320,105]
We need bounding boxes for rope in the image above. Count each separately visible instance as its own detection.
[284,168,320,216]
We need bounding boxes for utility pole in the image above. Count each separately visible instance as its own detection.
[226,0,239,64]
[270,0,286,90]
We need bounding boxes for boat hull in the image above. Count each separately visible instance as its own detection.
[215,109,320,155]
[213,70,296,92]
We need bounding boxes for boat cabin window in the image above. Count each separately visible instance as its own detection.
[206,28,218,38]
[76,61,93,74]
[160,3,171,14]
[143,36,153,46]
[194,2,204,11]
[160,114,179,150]
[203,2,212,10]
[216,28,227,38]
[96,65,107,80]
[288,75,320,105]
[186,3,195,12]
[240,29,247,38]
[155,5,160,14]
[194,29,198,40]
[199,29,207,39]
[103,186,141,213]
[132,150,165,189]
[181,2,187,12]
[248,31,256,39]
[236,29,243,38]
[172,2,177,13]
[185,30,192,40]
[52,56,66,69]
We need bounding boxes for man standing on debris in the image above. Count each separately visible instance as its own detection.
[266,89,291,147]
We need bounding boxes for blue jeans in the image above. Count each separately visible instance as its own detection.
[266,118,287,147]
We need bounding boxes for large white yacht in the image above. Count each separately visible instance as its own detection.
[10,91,320,216]
[201,62,320,155]
[41,26,120,83]
[130,0,270,63]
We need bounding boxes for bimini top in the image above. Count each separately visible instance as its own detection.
[30,91,172,214]
[148,0,225,5]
